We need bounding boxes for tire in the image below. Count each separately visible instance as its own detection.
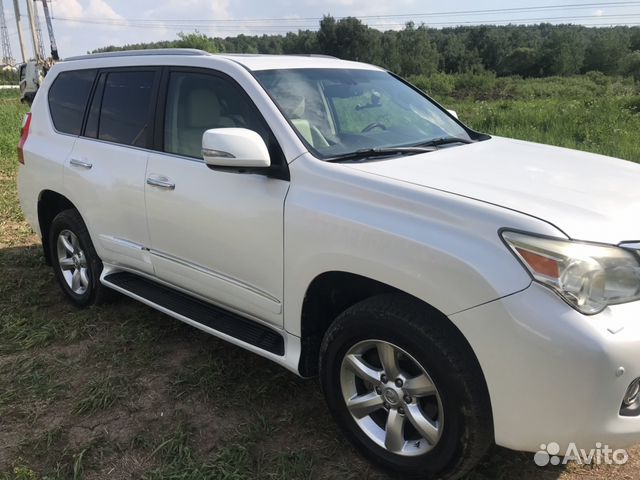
[319,294,493,479]
[49,209,111,307]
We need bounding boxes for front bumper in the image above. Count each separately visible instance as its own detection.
[450,282,640,452]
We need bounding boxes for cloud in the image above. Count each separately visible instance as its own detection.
[142,0,230,21]
[54,0,125,21]
[595,9,604,16]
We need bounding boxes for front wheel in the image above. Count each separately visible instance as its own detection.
[320,294,493,479]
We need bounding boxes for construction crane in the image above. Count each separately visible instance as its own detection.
[40,0,58,60]
[0,0,15,66]
[17,0,60,103]
[32,1,46,61]
[13,0,27,63]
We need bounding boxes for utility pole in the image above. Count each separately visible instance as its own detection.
[25,0,41,62]
[0,0,14,65]
[40,0,58,60]
[12,0,27,62]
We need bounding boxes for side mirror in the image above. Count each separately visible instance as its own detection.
[447,109,459,119]
[202,128,270,168]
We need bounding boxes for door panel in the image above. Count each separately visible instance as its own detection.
[66,139,153,274]
[145,69,289,327]
[145,155,288,325]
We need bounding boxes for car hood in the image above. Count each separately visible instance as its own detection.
[346,137,640,244]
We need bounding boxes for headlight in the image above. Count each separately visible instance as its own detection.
[501,231,640,315]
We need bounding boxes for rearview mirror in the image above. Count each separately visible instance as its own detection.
[202,128,270,168]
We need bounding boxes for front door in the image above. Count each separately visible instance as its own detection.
[144,69,290,327]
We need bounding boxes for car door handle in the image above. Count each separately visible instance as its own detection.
[70,158,92,169]
[146,175,175,190]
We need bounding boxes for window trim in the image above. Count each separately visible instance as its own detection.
[80,66,161,150]
[154,66,289,181]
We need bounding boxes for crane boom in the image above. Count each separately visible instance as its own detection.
[12,0,27,63]
[40,0,58,60]
[0,0,14,65]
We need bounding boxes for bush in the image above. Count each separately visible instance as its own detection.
[409,73,455,99]
[452,70,497,99]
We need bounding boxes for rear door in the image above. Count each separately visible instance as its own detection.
[64,67,160,274]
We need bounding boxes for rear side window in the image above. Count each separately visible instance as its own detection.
[97,71,155,147]
[48,69,96,135]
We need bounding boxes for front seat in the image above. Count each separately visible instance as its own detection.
[178,88,237,158]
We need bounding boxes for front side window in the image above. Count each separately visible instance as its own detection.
[48,69,96,135]
[255,68,473,159]
[164,71,270,159]
[97,71,155,147]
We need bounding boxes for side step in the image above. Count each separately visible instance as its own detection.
[103,271,284,356]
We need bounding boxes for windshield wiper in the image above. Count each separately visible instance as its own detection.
[416,136,475,148]
[326,146,436,163]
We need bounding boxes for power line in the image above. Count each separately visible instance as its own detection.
[51,13,640,31]
[50,1,640,24]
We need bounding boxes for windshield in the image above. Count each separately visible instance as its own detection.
[254,68,473,159]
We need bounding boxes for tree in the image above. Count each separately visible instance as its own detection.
[584,30,630,74]
[622,51,640,81]
[440,34,483,73]
[501,47,540,77]
[397,23,439,76]
[317,16,339,57]
[540,30,586,76]
[175,32,217,53]
[334,17,372,61]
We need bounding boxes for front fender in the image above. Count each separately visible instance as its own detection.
[283,155,563,336]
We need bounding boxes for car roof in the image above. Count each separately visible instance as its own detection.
[63,48,383,72]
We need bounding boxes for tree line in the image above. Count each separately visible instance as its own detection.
[94,16,640,80]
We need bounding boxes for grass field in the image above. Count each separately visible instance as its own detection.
[1,75,639,479]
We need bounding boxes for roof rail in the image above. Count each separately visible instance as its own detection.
[64,48,211,62]
[292,54,339,59]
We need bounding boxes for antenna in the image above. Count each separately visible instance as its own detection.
[0,0,14,65]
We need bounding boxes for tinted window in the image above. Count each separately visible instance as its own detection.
[48,69,96,135]
[98,71,155,147]
[164,72,270,158]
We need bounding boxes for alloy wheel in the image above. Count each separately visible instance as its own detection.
[56,229,90,295]
[340,339,444,456]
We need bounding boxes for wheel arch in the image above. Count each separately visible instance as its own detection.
[297,270,488,387]
[37,189,77,265]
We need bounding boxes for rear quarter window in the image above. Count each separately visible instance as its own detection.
[48,69,96,135]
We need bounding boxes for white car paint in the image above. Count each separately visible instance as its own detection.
[17,51,640,455]
[347,136,640,244]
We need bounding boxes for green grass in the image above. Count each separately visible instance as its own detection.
[448,96,640,162]
[1,77,639,479]
[72,375,132,415]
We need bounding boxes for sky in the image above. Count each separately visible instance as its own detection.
[1,0,639,60]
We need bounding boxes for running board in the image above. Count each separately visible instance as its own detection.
[103,271,284,355]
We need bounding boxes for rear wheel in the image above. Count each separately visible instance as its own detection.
[320,294,493,479]
[49,209,111,307]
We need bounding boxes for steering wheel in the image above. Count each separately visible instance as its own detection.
[361,122,387,133]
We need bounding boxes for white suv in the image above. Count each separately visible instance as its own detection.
[17,49,640,478]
